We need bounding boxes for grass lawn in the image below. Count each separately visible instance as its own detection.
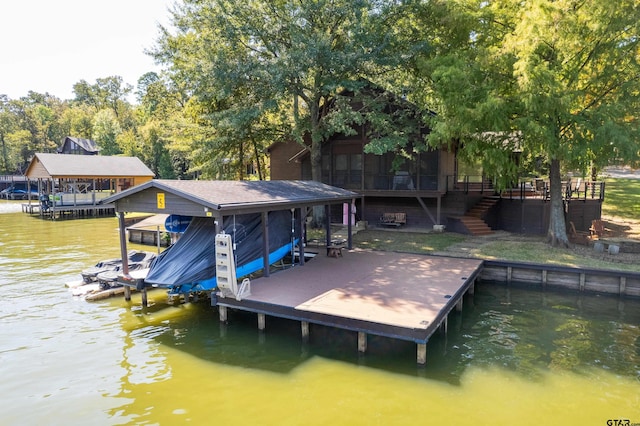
[602,178,640,219]
[352,230,467,252]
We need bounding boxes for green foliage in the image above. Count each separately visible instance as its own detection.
[92,109,122,156]
[152,0,416,181]
[417,0,640,242]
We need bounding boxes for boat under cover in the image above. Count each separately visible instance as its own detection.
[143,210,301,294]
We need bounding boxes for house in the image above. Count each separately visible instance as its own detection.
[268,87,466,230]
[268,89,603,235]
[58,137,99,155]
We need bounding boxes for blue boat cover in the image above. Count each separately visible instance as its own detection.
[144,210,300,288]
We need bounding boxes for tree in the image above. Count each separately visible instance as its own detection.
[136,72,193,179]
[418,0,640,246]
[73,76,133,123]
[92,109,122,156]
[0,95,17,173]
[152,0,409,184]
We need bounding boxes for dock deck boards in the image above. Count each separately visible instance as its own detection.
[216,249,484,343]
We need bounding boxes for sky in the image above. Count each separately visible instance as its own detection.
[0,0,174,101]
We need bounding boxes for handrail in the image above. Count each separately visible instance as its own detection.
[445,176,605,201]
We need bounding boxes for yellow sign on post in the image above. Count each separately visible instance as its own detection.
[157,192,165,209]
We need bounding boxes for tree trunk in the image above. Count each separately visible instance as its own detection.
[546,158,569,247]
[239,140,245,180]
[309,101,326,227]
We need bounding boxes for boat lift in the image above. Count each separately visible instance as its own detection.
[215,232,251,301]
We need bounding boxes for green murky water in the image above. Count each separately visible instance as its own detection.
[1,200,639,425]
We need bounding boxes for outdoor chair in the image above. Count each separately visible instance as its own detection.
[589,219,605,239]
[569,221,591,245]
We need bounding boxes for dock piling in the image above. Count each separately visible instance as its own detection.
[301,321,309,342]
[219,305,228,323]
[258,313,266,331]
[357,332,367,353]
[417,343,427,365]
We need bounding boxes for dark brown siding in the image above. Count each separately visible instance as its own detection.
[268,142,305,180]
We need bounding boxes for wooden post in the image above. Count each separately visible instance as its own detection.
[579,273,585,292]
[261,212,270,278]
[619,276,626,295]
[258,313,266,331]
[141,288,148,308]
[468,280,475,295]
[298,207,305,266]
[440,317,448,334]
[301,321,309,342]
[325,204,332,248]
[507,266,513,283]
[357,332,367,353]
[542,270,548,289]
[117,211,134,302]
[417,343,427,365]
[347,198,354,250]
[456,297,463,312]
[219,305,228,322]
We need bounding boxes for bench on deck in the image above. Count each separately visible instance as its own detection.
[380,212,407,227]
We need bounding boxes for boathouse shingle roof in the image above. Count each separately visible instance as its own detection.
[103,179,359,216]
[25,153,154,179]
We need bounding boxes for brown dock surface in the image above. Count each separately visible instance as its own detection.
[216,249,484,360]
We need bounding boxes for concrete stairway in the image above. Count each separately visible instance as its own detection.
[460,197,498,236]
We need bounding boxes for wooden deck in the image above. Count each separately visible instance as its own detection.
[215,249,484,364]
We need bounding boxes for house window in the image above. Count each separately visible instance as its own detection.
[419,150,439,190]
[332,153,361,189]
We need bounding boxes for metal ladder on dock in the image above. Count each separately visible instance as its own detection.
[215,232,251,301]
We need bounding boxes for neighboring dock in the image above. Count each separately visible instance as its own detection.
[21,200,115,218]
[126,214,171,247]
[214,249,483,364]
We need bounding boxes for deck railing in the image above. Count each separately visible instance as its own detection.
[500,180,605,201]
[445,175,494,194]
[445,175,605,201]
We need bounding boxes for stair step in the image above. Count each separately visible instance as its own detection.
[460,215,493,236]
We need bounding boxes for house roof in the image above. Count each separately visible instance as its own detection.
[58,137,99,154]
[102,179,359,216]
[25,153,155,179]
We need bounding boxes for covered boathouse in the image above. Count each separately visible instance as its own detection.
[102,179,484,364]
[24,153,154,218]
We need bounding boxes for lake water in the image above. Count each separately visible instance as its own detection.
[1,201,639,425]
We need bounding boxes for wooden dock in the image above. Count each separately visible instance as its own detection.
[22,202,115,219]
[214,249,483,364]
[127,214,171,247]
